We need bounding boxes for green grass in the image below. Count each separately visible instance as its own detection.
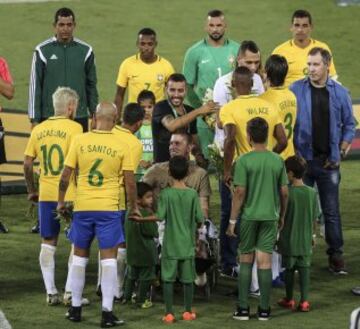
[0,0,360,115]
[1,161,360,328]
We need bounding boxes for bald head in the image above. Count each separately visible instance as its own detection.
[94,102,117,130]
[232,66,253,95]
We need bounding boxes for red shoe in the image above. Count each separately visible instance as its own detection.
[298,301,310,312]
[277,297,296,310]
[162,313,176,323]
[182,311,196,321]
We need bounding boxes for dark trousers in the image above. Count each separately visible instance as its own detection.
[304,159,343,256]
[219,181,239,270]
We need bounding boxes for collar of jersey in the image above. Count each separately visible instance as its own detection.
[236,94,257,100]
[114,125,131,134]
[48,116,68,120]
[135,53,160,63]
[91,129,113,134]
[289,38,316,48]
[268,86,286,91]
[203,37,229,46]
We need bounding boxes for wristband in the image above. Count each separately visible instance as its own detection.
[229,219,237,225]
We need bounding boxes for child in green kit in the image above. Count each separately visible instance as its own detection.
[136,90,155,181]
[123,182,158,308]
[226,117,289,321]
[277,155,320,312]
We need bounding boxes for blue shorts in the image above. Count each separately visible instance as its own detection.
[69,211,125,249]
[38,201,60,238]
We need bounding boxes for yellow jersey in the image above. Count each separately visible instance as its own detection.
[64,130,133,211]
[219,95,282,158]
[116,54,175,103]
[112,125,143,210]
[261,87,297,159]
[272,39,337,86]
[24,116,83,201]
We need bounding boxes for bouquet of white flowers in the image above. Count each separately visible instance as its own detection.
[208,142,224,179]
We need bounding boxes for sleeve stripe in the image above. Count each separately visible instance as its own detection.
[28,52,37,119]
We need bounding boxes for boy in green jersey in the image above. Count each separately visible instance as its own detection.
[277,156,320,312]
[124,182,158,308]
[136,90,155,180]
[226,117,289,321]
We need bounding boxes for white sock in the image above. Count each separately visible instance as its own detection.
[65,245,74,292]
[101,258,117,312]
[96,251,102,289]
[271,251,281,280]
[116,248,127,298]
[39,244,57,295]
[250,262,259,292]
[70,255,88,307]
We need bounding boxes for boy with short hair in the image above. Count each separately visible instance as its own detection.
[136,90,155,180]
[277,155,320,312]
[123,182,158,308]
[226,117,289,321]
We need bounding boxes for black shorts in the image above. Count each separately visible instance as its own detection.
[0,118,6,164]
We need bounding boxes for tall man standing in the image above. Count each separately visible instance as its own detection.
[28,7,98,132]
[290,47,355,274]
[272,9,337,86]
[114,28,174,119]
[183,9,239,158]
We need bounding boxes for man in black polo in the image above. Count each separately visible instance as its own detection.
[152,73,218,163]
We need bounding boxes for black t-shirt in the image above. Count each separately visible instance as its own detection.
[152,100,197,163]
[311,84,330,158]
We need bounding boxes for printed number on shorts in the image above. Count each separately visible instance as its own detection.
[40,144,64,175]
[88,158,104,187]
[284,112,293,139]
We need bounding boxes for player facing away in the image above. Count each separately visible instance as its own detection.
[277,156,320,312]
[57,102,138,327]
[24,87,83,305]
[123,182,158,308]
[226,117,289,321]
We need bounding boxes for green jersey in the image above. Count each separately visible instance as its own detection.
[233,150,288,221]
[125,208,158,267]
[182,38,239,109]
[278,185,320,256]
[135,123,153,175]
[156,187,204,259]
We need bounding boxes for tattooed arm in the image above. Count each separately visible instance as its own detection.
[57,166,74,212]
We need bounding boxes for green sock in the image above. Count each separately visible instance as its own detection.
[238,263,253,309]
[284,269,295,300]
[138,280,151,303]
[124,277,135,301]
[163,282,174,314]
[183,283,193,312]
[298,267,310,301]
[258,268,272,310]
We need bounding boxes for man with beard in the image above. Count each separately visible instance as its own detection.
[152,73,218,163]
[182,10,239,158]
[114,28,174,120]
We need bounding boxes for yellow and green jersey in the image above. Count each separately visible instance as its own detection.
[261,87,297,159]
[116,54,174,103]
[64,130,133,211]
[24,116,83,201]
[272,39,337,86]
[112,125,143,210]
[219,95,282,158]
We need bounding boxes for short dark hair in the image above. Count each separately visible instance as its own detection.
[172,130,193,145]
[54,7,75,24]
[238,40,260,56]
[169,156,189,180]
[265,55,288,87]
[308,47,332,66]
[138,28,156,37]
[232,66,253,89]
[285,155,307,179]
[207,9,224,17]
[137,90,155,104]
[123,103,145,125]
[247,117,269,144]
[292,9,312,25]
[136,182,153,199]
[167,73,187,84]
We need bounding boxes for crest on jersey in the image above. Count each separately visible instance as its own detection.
[157,74,164,81]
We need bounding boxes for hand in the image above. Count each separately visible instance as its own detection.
[223,172,232,190]
[27,192,39,203]
[139,160,151,169]
[199,101,220,115]
[340,141,351,159]
[128,214,143,221]
[323,159,339,170]
[226,223,237,238]
[56,201,66,214]
[194,153,209,169]
[129,207,141,219]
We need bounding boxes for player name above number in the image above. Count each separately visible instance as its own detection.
[80,144,118,157]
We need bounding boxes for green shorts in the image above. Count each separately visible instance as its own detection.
[239,220,278,254]
[161,258,195,283]
[127,265,156,281]
[282,255,311,269]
